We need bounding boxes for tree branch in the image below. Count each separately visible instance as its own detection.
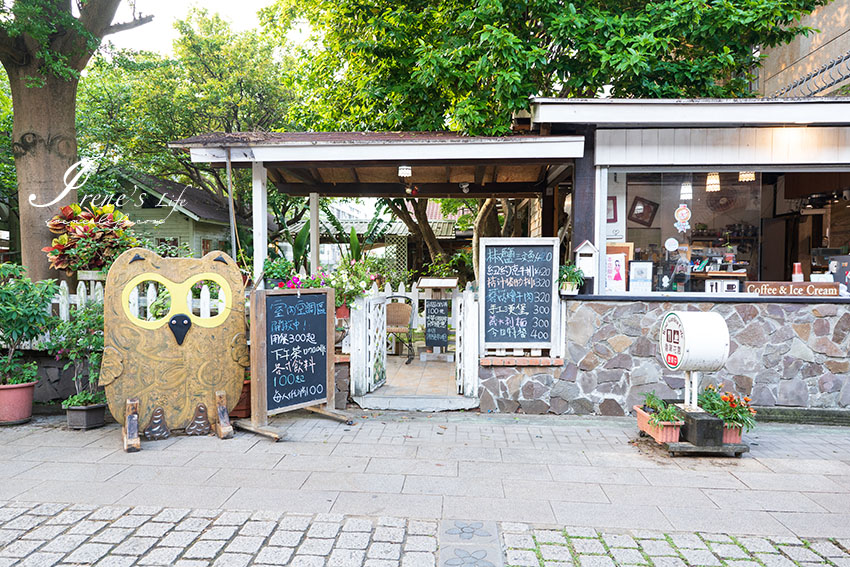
[102,15,154,37]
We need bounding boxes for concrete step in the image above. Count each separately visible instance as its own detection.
[352,394,479,412]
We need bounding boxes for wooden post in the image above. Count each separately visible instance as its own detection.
[309,192,320,272]
[252,162,269,288]
[214,391,233,439]
[123,398,141,453]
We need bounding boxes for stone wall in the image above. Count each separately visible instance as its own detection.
[478,300,850,415]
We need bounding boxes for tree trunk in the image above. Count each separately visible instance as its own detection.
[7,69,79,281]
[411,198,446,264]
[472,198,498,282]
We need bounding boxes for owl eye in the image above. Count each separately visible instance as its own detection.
[188,279,224,318]
[128,280,172,322]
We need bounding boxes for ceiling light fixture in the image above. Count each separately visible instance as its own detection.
[680,181,693,200]
[706,172,721,192]
[739,171,756,182]
[398,165,412,178]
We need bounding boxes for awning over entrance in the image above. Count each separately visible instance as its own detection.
[171,131,584,199]
[170,131,585,281]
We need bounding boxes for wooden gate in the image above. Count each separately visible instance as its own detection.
[350,293,387,396]
[455,284,479,397]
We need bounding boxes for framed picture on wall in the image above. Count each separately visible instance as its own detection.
[607,196,618,223]
[628,196,659,227]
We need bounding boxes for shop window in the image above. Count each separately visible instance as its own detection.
[604,172,761,294]
[202,238,212,256]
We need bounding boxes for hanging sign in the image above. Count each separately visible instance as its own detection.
[660,311,729,372]
[673,204,691,233]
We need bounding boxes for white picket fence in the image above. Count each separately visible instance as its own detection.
[18,279,225,350]
[361,281,462,329]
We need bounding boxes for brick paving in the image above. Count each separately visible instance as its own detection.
[1,411,850,564]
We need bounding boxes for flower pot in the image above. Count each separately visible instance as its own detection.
[559,282,579,295]
[65,404,107,430]
[0,381,38,425]
[230,380,251,419]
[722,425,743,444]
[634,405,683,444]
[335,304,350,319]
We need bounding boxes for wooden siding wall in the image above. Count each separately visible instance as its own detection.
[123,201,195,254]
[596,127,850,167]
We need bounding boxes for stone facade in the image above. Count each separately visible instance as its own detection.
[478,300,850,415]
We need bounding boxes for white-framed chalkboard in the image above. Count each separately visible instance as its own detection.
[249,288,335,423]
[479,237,559,350]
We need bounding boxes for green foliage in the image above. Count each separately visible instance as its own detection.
[558,263,585,286]
[263,0,827,134]
[76,8,295,210]
[264,257,295,280]
[62,390,106,408]
[292,221,311,273]
[0,263,58,385]
[45,302,105,404]
[641,391,666,412]
[425,248,474,285]
[0,356,38,385]
[649,405,682,426]
[698,385,757,432]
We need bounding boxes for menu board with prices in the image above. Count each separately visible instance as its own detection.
[250,289,334,418]
[480,238,559,349]
[424,299,449,347]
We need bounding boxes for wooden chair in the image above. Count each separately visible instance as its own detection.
[386,295,414,364]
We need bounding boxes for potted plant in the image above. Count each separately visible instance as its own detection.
[0,264,58,425]
[697,385,756,443]
[46,301,108,430]
[634,391,684,444]
[42,203,138,278]
[558,263,585,295]
[263,256,294,288]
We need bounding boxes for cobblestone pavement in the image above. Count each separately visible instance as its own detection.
[1,500,850,567]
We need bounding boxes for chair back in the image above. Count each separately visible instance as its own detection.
[386,302,412,327]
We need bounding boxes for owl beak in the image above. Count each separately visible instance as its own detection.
[168,314,191,345]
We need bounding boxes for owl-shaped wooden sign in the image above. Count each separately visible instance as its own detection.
[100,248,249,449]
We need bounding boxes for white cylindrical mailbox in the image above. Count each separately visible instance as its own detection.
[659,311,729,372]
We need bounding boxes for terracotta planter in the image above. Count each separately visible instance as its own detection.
[0,381,38,425]
[335,304,350,319]
[230,380,251,419]
[66,404,106,430]
[634,405,683,444]
[722,425,743,444]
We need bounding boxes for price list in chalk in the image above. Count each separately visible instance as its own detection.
[265,294,328,413]
[484,244,554,344]
[425,299,449,347]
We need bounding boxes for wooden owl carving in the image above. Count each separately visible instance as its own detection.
[100,247,249,433]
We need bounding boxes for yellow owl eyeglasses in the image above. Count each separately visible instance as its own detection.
[121,272,234,330]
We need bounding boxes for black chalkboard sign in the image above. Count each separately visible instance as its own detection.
[425,299,449,347]
[480,238,558,348]
[250,289,334,420]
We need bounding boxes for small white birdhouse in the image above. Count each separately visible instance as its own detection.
[574,240,598,279]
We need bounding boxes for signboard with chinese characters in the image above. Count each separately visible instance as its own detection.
[250,288,334,418]
[424,299,449,347]
[659,312,729,372]
[743,281,839,297]
[480,237,558,349]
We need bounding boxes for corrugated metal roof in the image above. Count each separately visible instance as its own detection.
[288,219,456,240]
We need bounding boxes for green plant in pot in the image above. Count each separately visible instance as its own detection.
[263,257,295,288]
[46,301,108,429]
[558,262,585,295]
[0,264,58,425]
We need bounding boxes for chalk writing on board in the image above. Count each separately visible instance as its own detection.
[483,244,554,344]
[425,299,449,347]
[265,294,328,412]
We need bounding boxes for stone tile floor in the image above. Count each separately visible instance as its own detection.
[381,356,458,397]
[1,410,850,565]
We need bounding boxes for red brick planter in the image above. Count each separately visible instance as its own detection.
[634,405,683,444]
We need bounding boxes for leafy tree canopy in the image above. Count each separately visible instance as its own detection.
[262,0,829,135]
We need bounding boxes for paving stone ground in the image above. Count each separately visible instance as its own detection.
[1,411,850,565]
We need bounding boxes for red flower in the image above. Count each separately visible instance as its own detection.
[277,282,285,288]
